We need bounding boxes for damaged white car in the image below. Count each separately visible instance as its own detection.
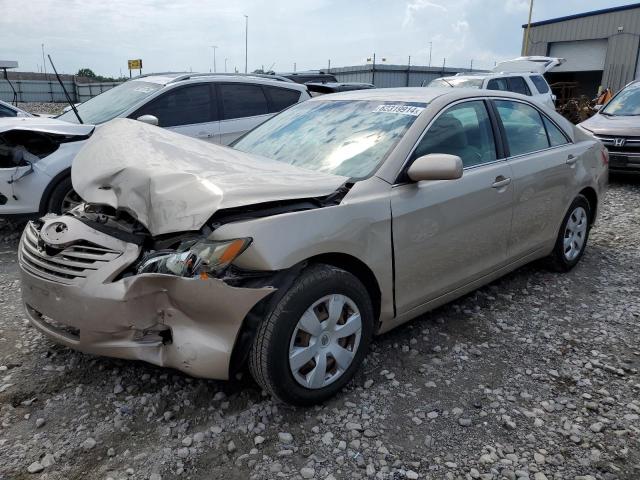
[0,73,308,216]
[19,88,607,405]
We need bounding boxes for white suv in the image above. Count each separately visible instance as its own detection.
[427,56,564,109]
[0,73,309,215]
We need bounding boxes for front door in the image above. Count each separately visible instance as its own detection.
[217,83,273,145]
[391,100,514,314]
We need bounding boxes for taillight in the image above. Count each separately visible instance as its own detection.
[601,149,609,166]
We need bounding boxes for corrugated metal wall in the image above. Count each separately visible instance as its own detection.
[0,79,122,103]
[329,64,479,88]
[523,6,640,92]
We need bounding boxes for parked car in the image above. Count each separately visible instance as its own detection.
[0,100,34,118]
[306,82,375,96]
[0,73,309,216]
[578,80,640,174]
[283,71,338,84]
[18,88,607,405]
[427,56,564,109]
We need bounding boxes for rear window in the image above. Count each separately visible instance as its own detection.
[507,77,532,96]
[264,86,301,113]
[530,75,550,94]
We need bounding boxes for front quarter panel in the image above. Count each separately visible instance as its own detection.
[211,177,395,324]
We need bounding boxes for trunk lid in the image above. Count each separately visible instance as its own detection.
[72,118,348,236]
[492,56,565,74]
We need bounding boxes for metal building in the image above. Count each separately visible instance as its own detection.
[330,64,480,88]
[522,3,640,96]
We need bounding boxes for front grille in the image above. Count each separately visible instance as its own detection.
[595,135,640,156]
[20,221,122,285]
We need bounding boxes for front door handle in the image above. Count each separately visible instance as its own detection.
[567,154,577,165]
[492,176,512,189]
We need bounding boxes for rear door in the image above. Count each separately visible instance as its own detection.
[131,83,220,142]
[391,99,514,314]
[217,83,272,145]
[492,99,579,258]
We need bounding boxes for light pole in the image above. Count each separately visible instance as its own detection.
[224,58,228,73]
[244,15,248,73]
[210,45,217,73]
[41,43,47,78]
[428,42,432,68]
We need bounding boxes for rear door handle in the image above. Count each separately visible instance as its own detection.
[492,176,512,189]
[567,154,577,165]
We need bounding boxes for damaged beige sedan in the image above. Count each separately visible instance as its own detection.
[18,88,608,405]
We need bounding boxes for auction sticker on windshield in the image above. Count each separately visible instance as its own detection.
[373,104,425,116]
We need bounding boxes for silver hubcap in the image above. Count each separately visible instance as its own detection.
[289,294,362,389]
[61,189,82,213]
[563,206,588,261]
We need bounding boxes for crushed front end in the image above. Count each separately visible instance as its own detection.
[18,206,274,379]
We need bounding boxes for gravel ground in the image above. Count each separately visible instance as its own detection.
[17,102,66,116]
[1,180,639,480]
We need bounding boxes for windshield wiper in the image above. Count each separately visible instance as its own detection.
[48,55,83,124]
[439,78,454,87]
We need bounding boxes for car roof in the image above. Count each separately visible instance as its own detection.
[443,71,540,81]
[308,87,540,104]
[133,72,305,91]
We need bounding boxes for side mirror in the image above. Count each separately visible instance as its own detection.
[407,154,463,182]
[136,114,159,126]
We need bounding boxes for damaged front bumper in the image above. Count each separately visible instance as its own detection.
[18,216,274,379]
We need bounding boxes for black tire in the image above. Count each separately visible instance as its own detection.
[46,176,79,214]
[249,264,374,406]
[547,194,591,272]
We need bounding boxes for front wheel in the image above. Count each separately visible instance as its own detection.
[249,264,374,406]
[547,195,591,272]
[46,177,82,214]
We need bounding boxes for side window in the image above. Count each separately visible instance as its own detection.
[543,116,569,147]
[219,84,269,120]
[530,75,550,94]
[411,101,497,168]
[495,100,550,156]
[487,78,508,91]
[264,86,301,113]
[507,77,532,96]
[134,84,214,127]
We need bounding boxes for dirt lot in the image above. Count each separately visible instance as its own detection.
[1,180,639,480]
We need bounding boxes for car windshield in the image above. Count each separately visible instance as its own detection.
[602,84,640,116]
[428,77,484,88]
[233,100,425,178]
[57,81,162,124]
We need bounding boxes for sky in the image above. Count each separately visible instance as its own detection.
[0,0,637,77]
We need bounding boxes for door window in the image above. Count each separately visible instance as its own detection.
[219,83,269,120]
[530,75,550,94]
[487,78,508,91]
[411,101,497,168]
[495,100,550,156]
[506,77,532,96]
[133,84,214,127]
[543,116,569,147]
[264,87,301,113]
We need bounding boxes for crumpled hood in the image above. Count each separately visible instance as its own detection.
[0,116,95,136]
[72,118,348,236]
[580,113,640,137]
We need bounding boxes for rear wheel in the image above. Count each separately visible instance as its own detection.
[547,195,591,272]
[46,177,82,214]
[249,264,374,406]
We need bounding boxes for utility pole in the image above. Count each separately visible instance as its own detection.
[372,53,376,86]
[224,58,228,73]
[244,15,249,73]
[210,45,218,73]
[293,62,296,72]
[41,43,47,79]
[407,55,411,87]
[428,42,433,68]
[328,59,331,71]
[524,0,534,55]
[470,59,473,71]
[442,57,446,74]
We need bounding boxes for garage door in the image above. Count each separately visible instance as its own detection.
[549,39,608,72]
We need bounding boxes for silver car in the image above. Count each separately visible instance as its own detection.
[18,88,608,405]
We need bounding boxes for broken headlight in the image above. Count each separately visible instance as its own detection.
[137,238,252,278]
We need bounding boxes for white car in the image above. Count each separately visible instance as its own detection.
[428,56,564,109]
[0,100,33,118]
[0,73,309,216]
